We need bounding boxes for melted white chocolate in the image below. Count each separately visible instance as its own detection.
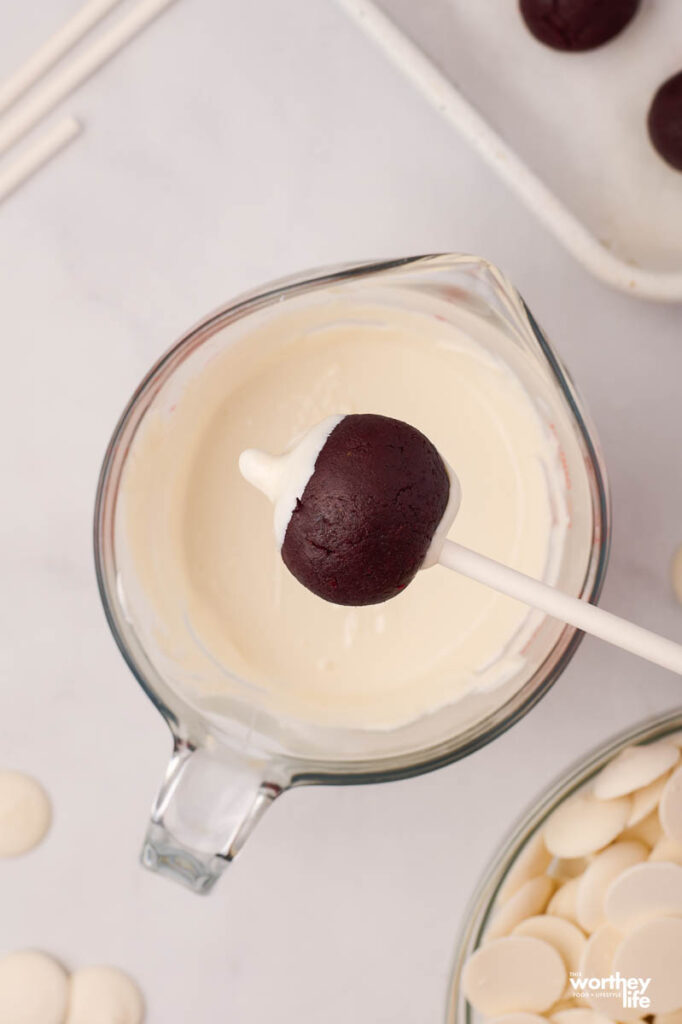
[117,300,568,730]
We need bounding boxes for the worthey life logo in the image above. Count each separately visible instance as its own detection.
[569,972,652,1010]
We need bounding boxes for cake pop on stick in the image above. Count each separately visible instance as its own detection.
[240,414,682,675]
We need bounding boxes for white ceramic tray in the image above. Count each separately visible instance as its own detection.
[338,0,682,302]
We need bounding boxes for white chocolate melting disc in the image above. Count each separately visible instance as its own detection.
[462,936,566,1015]
[621,807,663,848]
[593,743,679,800]
[660,766,682,844]
[549,998,581,1015]
[578,924,626,1017]
[0,772,51,857]
[551,1010,616,1024]
[66,966,144,1024]
[498,832,552,905]
[547,879,581,924]
[0,951,68,1024]
[628,774,671,827]
[513,914,586,976]
[544,794,631,859]
[486,876,555,941]
[649,836,682,865]
[576,841,648,933]
[613,917,682,1014]
[550,857,592,883]
[604,861,682,929]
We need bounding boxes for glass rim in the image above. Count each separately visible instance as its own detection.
[93,253,611,786]
[444,706,682,1024]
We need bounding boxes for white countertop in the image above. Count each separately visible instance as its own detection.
[1,1,681,1021]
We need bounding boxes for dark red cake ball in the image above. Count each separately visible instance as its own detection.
[648,71,682,172]
[281,414,451,607]
[519,0,640,52]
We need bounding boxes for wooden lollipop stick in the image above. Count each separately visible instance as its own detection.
[439,540,682,675]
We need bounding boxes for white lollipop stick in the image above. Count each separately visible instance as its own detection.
[439,539,682,675]
[0,0,177,159]
[0,0,125,117]
[0,117,81,204]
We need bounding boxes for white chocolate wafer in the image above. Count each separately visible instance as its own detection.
[577,921,638,1015]
[576,842,648,933]
[548,879,581,924]
[462,936,566,1015]
[513,914,586,975]
[544,795,631,859]
[0,771,51,857]
[621,808,663,848]
[604,861,682,928]
[0,951,68,1024]
[486,876,555,941]
[549,998,581,1015]
[498,832,552,905]
[660,766,682,844]
[649,836,682,865]
[593,743,679,800]
[613,917,682,1014]
[66,966,144,1024]
[628,774,670,827]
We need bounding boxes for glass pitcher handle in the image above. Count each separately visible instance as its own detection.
[141,739,281,894]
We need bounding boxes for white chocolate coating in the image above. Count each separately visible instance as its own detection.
[593,742,679,800]
[543,794,631,859]
[239,415,343,548]
[613,918,682,1014]
[462,936,566,1015]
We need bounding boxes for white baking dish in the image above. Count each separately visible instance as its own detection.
[338,0,682,302]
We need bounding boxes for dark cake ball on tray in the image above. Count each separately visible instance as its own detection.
[519,0,640,52]
[648,71,682,172]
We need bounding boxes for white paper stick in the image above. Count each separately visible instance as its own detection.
[0,0,176,160]
[0,0,125,117]
[439,540,682,675]
[0,116,81,204]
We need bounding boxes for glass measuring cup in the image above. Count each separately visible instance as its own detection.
[94,254,610,894]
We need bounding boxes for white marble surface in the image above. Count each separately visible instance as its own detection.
[1,1,681,1021]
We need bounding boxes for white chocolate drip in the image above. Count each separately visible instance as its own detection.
[239,415,342,548]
